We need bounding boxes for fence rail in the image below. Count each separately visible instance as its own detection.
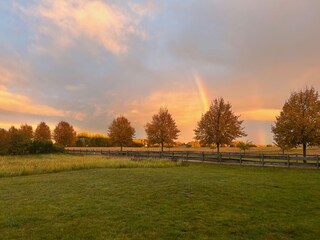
[66,149,320,169]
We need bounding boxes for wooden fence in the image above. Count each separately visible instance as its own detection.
[66,149,320,169]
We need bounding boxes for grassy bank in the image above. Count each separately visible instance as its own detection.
[0,156,319,239]
[0,154,185,178]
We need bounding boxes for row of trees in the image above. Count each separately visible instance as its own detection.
[107,99,246,152]
[0,121,76,155]
[2,86,319,156]
[107,109,180,152]
[108,86,320,156]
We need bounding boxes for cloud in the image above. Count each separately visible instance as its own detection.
[20,0,150,55]
[0,66,13,86]
[240,109,280,122]
[65,84,86,92]
[114,87,211,142]
[3,0,320,145]
[0,86,85,121]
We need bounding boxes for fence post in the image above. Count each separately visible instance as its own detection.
[186,152,189,161]
[316,155,319,169]
[228,152,231,161]
[262,154,264,166]
[219,153,222,163]
[202,152,205,161]
[172,152,174,161]
[240,154,242,165]
[287,155,290,168]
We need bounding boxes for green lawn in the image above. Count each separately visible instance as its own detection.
[0,156,319,240]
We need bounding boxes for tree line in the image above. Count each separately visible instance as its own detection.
[0,121,76,155]
[1,86,320,156]
[107,99,246,152]
[107,86,320,156]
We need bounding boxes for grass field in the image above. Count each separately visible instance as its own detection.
[0,154,184,178]
[1,155,320,239]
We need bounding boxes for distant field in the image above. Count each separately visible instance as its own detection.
[68,146,320,155]
[1,155,319,239]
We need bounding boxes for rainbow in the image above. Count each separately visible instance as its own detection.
[256,128,267,145]
[193,73,210,113]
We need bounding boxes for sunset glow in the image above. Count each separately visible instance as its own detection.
[240,109,281,122]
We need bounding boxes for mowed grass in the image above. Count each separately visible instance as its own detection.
[0,154,185,178]
[0,156,319,240]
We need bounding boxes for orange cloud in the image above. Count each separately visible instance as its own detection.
[117,88,206,142]
[0,87,85,121]
[118,90,280,142]
[240,108,280,121]
[23,0,148,55]
[0,66,13,85]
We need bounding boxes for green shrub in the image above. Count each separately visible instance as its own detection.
[8,128,32,155]
[30,140,55,154]
[52,144,65,153]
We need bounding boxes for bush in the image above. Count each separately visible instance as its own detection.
[52,144,65,153]
[76,136,111,147]
[8,129,32,155]
[130,141,144,147]
[30,140,55,154]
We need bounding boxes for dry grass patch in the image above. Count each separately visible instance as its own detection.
[0,154,186,178]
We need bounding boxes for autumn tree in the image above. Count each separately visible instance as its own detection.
[194,98,246,153]
[8,126,32,155]
[20,124,33,139]
[145,108,180,152]
[108,116,135,151]
[34,122,51,141]
[53,121,77,147]
[272,86,320,157]
[273,129,294,155]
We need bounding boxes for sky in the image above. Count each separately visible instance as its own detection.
[1,0,320,145]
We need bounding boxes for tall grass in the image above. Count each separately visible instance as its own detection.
[0,154,186,178]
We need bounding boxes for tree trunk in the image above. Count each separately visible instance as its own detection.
[217,143,220,153]
[120,144,123,152]
[161,142,164,152]
[303,143,307,162]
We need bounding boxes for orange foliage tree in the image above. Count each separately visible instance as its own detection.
[34,122,51,141]
[53,121,76,147]
[194,98,246,153]
[272,86,320,157]
[145,108,180,152]
[20,124,33,139]
[108,116,135,151]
